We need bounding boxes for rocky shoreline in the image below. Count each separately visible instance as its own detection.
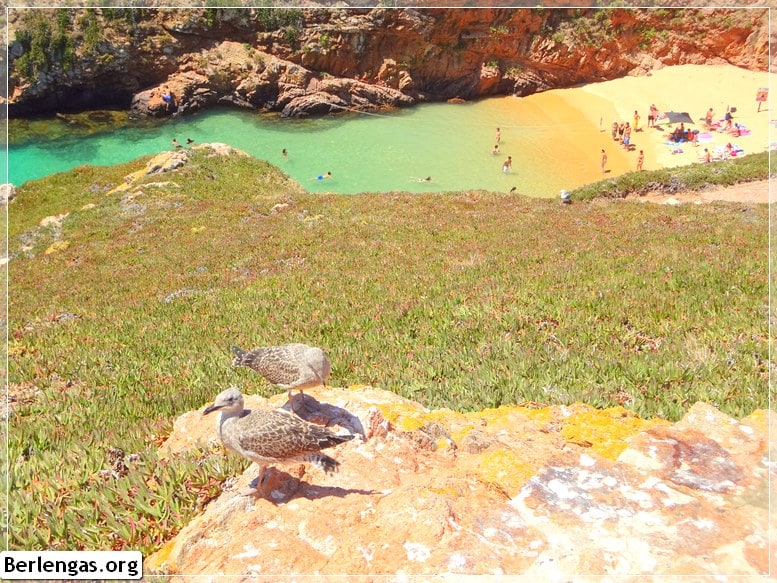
[8,7,769,119]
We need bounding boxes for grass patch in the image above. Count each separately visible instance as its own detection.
[571,151,770,200]
[7,148,768,552]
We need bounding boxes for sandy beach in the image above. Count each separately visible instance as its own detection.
[536,64,775,198]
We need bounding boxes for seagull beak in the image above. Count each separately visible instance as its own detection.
[203,403,221,415]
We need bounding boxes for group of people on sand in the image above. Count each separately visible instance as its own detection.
[668,123,699,145]
[610,118,636,151]
[602,105,652,174]
[599,147,644,174]
[705,106,745,137]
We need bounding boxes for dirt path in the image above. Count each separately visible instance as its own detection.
[625,178,772,205]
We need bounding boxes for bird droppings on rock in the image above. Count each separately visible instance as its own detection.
[148,387,773,577]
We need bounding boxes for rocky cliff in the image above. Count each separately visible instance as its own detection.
[146,386,773,578]
[7,6,770,118]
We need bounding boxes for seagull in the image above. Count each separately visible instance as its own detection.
[231,343,331,415]
[203,387,353,493]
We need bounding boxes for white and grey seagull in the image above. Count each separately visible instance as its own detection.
[203,387,353,493]
[231,343,331,414]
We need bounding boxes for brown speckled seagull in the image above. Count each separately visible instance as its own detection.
[203,387,353,491]
[231,343,331,414]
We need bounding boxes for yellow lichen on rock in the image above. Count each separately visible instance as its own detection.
[376,402,428,432]
[44,241,70,255]
[559,406,670,459]
[145,537,177,574]
[742,409,770,431]
[473,449,536,497]
[467,405,532,432]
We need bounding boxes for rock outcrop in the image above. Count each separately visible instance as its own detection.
[1,184,17,205]
[7,7,770,118]
[106,142,247,195]
[129,44,415,118]
[146,386,773,578]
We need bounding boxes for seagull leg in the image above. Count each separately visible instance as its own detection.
[239,464,268,497]
[288,389,297,416]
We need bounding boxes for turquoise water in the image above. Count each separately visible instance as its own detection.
[9,97,601,197]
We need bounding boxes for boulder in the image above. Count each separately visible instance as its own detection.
[0,184,16,205]
[146,387,772,577]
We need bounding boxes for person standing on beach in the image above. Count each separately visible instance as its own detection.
[649,104,660,128]
[611,121,619,141]
[633,110,641,132]
[601,149,607,174]
[495,127,501,144]
[622,122,632,149]
[647,105,655,128]
[637,150,644,171]
[705,108,714,128]
[502,156,512,173]
[703,148,712,163]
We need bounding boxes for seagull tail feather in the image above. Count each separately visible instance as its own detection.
[303,452,341,474]
[231,345,247,367]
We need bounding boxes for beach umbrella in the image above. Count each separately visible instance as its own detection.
[663,111,695,125]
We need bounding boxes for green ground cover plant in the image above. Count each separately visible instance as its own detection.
[7,150,768,552]
[571,151,769,200]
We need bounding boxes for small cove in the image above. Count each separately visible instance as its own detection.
[10,63,772,197]
[8,94,609,198]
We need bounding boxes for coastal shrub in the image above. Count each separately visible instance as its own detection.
[570,152,768,200]
[16,19,50,76]
[13,11,79,78]
[79,9,101,53]
[254,7,304,31]
[319,32,331,50]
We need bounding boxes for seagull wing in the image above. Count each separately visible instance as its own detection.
[235,410,352,459]
[239,347,302,387]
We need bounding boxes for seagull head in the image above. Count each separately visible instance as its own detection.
[204,386,244,416]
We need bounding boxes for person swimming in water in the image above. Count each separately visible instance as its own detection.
[412,176,432,182]
[312,171,333,181]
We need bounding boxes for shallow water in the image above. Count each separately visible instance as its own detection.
[9,95,608,197]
